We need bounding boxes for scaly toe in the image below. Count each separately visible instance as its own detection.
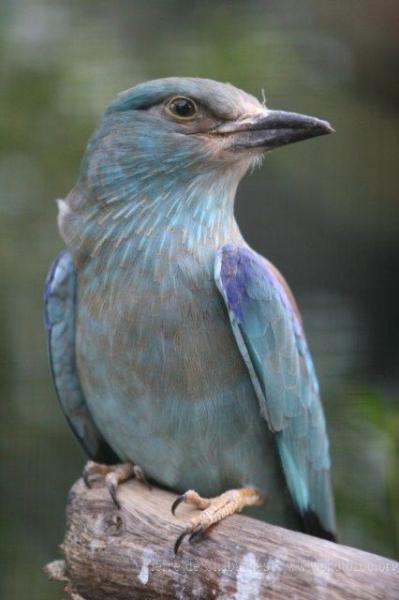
[82,461,148,510]
[172,487,264,555]
[171,489,211,516]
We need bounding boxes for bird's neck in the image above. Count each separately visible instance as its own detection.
[61,171,244,272]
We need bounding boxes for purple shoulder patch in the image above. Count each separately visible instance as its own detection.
[219,244,300,331]
[219,244,264,321]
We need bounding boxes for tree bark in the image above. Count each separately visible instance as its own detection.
[45,476,399,599]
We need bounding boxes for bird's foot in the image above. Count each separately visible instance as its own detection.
[171,487,264,554]
[83,460,150,509]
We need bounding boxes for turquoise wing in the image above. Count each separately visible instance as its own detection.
[215,243,336,540]
[44,250,118,463]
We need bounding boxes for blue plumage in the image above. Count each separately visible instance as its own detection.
[45,77,336,540]
[215,244,335,535]
[45,251,118,463]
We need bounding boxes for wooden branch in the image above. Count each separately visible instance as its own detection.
[46,476,399,599]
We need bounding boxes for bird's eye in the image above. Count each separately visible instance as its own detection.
[166,96,197,120]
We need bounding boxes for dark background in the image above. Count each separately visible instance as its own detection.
[1,1,398,597]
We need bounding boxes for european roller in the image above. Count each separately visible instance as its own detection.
[44,77,336,553]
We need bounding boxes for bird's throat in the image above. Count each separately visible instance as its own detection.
[62,172,243,273]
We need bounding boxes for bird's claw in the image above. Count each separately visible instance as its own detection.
[83,468,92,489]
[171,493,186,516]
[189,526,205,544]
[174,528,189,555]
[81,461,150,509]
[171,487,264,555]
[105,473,121,509]
[174,524,204,555]
[82,460,100,488]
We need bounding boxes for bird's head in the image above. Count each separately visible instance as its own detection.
[80,77,333,206]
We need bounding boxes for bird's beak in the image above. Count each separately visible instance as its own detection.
[216,110,334,151]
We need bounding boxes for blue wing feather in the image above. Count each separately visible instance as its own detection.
[215,243,336,538]
[44,250,118,463]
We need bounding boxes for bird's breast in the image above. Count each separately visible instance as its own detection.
[74,245,268,490]
[76,246,247,408]
[73,242,289,509]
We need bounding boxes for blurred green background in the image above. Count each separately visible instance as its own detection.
[1,0,398,597]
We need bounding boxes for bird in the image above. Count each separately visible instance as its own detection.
[44,77,336,553]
